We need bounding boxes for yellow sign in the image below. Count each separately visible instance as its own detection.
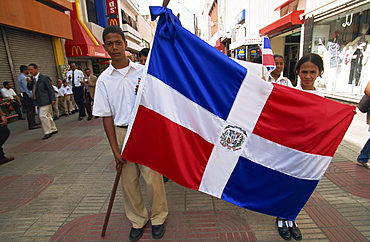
[108,18,119,26]
[71,46,83,56]
[89,45,95,56]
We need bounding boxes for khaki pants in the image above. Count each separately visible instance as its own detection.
[115,127,168,228]
[57,96,67,115]
[52,98,60,118]
[39,104,57,135]
[65,94,74,113]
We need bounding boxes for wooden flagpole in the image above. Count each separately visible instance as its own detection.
[101,163,123,237]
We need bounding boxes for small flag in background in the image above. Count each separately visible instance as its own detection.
[122,6,355,221]
[262,36,276,72]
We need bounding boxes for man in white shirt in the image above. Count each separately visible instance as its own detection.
[1,81,25,120]
[93,25,168,242]
[66,63,85,120]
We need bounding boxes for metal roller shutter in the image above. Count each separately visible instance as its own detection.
[0,29,12,87]
[4,27,58,83]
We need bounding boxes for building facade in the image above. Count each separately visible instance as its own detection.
[0,0,155,91]
[200,0,368,101]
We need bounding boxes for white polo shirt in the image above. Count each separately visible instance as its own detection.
[66,69,84,87]
[296,84,324,97]
[268,75,293,87]
[93,61,144,126]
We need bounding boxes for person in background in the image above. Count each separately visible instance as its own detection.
[62,79,74,115]
[139,48,149,65]
[66,63,85,120]
[51,80,60,120]
[16,65,40,129]
[27,63,58,140]
[56,79,67,117]
[0,109,14,165]
[83,68,97,120]
[356,80,370,170]
[1,82,25,120]
[268,54,293,87]
[93,25,168,242]
[276,53,325,241]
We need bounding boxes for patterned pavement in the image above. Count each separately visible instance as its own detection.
[0,112,369,241]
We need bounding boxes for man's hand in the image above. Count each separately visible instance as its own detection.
[113,151,126,170]
[51,101,56,105]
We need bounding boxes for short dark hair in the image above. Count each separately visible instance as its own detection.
[295,53,324,76]
[28,63,38,69]
[20,65,28,72]
[102,25,126,43]
[84,68,90,71]
[3,81,10,87]
[274,54,284,60]
[139,48,150,57]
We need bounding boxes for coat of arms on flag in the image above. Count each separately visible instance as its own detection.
[121,6,355,221]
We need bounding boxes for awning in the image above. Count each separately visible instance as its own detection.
[259,10,304,37]
[215,38,225,53]
[274,0,297,11]
[65,3,110,59]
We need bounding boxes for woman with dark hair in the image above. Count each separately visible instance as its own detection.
[276,53,324,241]
[268,54,293,87]
[295,53,324,95]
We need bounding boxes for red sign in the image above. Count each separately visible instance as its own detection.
[106,0,118,15]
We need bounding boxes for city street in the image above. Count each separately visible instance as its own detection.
[0,108,369,242]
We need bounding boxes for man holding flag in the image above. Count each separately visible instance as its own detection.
[93,25,168,241]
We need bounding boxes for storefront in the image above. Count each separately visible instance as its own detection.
[64,1,110,78]
[0,0,72,90]
[260,10,304,86]
[305,2,370,98]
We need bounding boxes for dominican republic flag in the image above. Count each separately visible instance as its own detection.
[122,6,355,221]
[262,36,275,72]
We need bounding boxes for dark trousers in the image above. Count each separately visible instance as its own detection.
[9,100,23,119]
[0,124,10,159]
[73,86,85,117]
[23,93,37,128]
[84,90,93,116]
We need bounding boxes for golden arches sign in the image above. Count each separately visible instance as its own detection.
[108,18,119,26]
[71,46,82,56]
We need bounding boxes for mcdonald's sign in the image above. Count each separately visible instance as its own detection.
[71,45,83,56]
[89,45,95,56]
[108,18,119,26]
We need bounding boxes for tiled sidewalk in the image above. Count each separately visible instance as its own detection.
[0,113,369,241]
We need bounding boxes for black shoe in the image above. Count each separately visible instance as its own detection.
[51,131,58,135]
[42,134,52,140]
[289,221,302,241]
[0,156,14,165]
[277,217,291,241]
[87,115,92,120]
[129,227,145,242]
[152,223,165,239]
[29,125,41,130]
[78,116,83,121]
[163,176,169,183]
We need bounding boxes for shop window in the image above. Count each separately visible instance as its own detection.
[310,7,370,96]
[86,0,98,24]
